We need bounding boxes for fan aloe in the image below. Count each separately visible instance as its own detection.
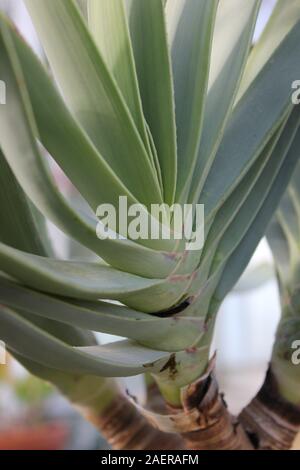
[0,0,300,450]
[240,161,300,450]
[268,162,300,408]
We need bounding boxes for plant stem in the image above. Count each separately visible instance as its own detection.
[172,369,252,450]
[79,392,184,450]
[17,355,184,450]
[240,367,300,449]
[52,372,183,450]
[153,352,252,450]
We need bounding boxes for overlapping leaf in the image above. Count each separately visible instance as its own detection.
[24,0,162,206]
[126,0,177,203]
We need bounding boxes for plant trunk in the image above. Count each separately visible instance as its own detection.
[177,373,253,450]
[20,364,184,450]
[79,393,184,450]
[240,368,300,450]
[152,357,253,450]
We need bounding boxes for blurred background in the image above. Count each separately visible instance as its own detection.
[0,0,291,450]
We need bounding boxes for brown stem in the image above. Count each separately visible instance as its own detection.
[240,368,300,450]
[80,393,184,450]
[178,373,253,450]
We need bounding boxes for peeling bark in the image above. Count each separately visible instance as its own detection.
[79,393,184,450]
[178,373,253,450]
[141,359,252,449]
[240,368,300,450]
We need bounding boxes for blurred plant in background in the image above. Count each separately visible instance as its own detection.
[0,354,68,450]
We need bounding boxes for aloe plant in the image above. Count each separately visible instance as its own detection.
[269,163,300,408]
[0,0,300,450]
[240,161,300,450]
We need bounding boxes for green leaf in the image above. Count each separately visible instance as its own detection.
[0,19,181,277]
[76,0,88,18]
[201,118,287,261]
[267,162,300,287]
[198,20,300,218]
[126,0,177,204]
[87,0,150,153]
[188,0,260,204]
[166,0,218,202]
[0,306,171,376]
[238,0,300,99]
[12,349,118,412]
[1,12,180,256]
[186,108,300,313]
[0,106,117,380]
[0,276,205,352]
[0,241,190,312]
[209,120,300,306]
[0,149,47,256]
[213,112,297,267]
[0,17,139,212]
[24,0,162,206]
[78,341,172,374]
[0,242,162,299]
[185,116,290,301]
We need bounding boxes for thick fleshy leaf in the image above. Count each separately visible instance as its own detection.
[0,306,171,376]
[87,0,150,152]
[267,158,300,403]
[208,122,300,308]
[5,305,118,410]
[0,25,182,271]
[199,123,286,263]
[183,114,289,297]
[14,348,119,411]
[0,0,299,385]
[0,276,204,352]
[1,13,179,256]
[238,0,300,99]
[77,341,172,374]
[0,242,161,299]
[0,18,139,212]
[198,20,300,218]
[76,0,88,18]
[209,129,295,278]
[166,0,218,202]
[188,0,260,203]
[178,127,285,301]
[0,18,181,276]
[267,162,300,286]
[126,0,177,204]
[0,141,116,380]
[24,0,162,206]
[0,150,47,256]
[186,108,300,310]
[12,348,119,411]
[0,241,191,312]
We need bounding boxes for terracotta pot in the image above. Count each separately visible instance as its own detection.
[0,422,69,450]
